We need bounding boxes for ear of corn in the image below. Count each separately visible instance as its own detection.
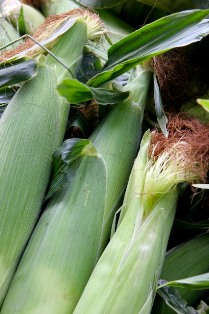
[1,64,152,313]
[0,11,104,305]
[0,64,61,305]
[75,192,176,314]
[73,131,178,314]
[73,115,209,313]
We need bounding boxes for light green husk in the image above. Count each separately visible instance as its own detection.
[0,11,104,306]
[1,65,152,313]
[73,127,205,314]
[0,64,61,306]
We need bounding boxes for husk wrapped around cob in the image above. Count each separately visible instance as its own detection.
[73,114,209,314]
[0,9,104,305]
[1,64,152,314]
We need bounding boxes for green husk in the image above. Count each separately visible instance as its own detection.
[73,131,178,313]
[0,11,104,305]
[73,115,209,314]
[0,64,61,306]
[1,65,152,313]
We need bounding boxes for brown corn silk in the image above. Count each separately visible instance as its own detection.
[152,48,208,108]
[150,113,209,182]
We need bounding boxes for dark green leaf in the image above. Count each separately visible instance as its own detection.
[57,78,129,104]
[105,10,209,69]
[157,282,198,314]
[0,87,16,104]
[0,58,38,88]
[57,79,93,103]
[45,138,97,199]
[158,273,209,290]
[52,138,93,174]
[67,111,92,138]
[76,48,103,83]
[75,0,126,8]
[18,6,27,35]
[88,10,209,87]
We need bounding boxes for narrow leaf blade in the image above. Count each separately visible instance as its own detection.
[158,273,209,290]
[18,6,27,35]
